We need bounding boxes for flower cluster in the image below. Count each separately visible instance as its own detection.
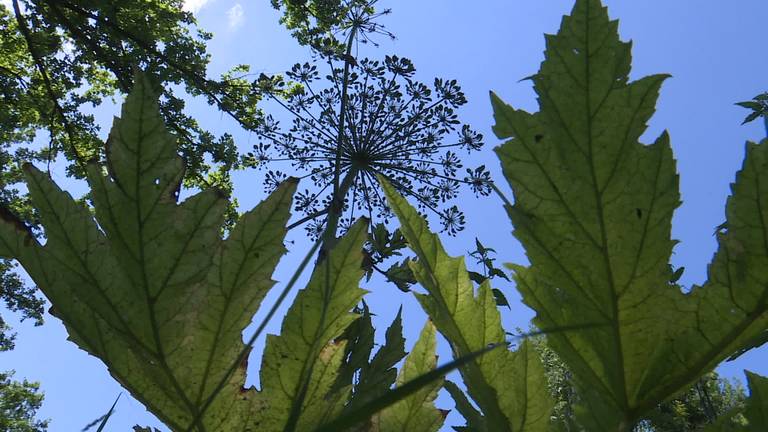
[245,56,490,238]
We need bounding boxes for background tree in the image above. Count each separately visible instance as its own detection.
[529,335,748,431]
[270,0,391,52]
[0,371,47,432]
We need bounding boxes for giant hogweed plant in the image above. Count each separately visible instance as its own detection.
[1,1,768,432]
[379,0,768,430]
[0,73,460,432]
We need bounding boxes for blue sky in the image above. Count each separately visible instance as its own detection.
[2,0,768,430]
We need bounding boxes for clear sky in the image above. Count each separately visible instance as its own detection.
[2,1,768,430]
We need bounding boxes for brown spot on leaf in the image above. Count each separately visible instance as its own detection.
[0,205,34,240]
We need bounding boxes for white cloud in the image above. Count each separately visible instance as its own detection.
[1,0,12,10]
[227,3,244,30]
[182,0,212,14]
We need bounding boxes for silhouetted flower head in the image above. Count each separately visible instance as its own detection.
[246,56,490,238]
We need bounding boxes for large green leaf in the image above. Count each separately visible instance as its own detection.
[0,73,296,431]
[0,69,487,432]
[492,0,768,428]
[381,179,553,432]
[258,218,368,431]
[743,372,768,430]
[371,320,445,432]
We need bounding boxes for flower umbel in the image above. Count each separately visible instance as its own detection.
[247,56,489,238]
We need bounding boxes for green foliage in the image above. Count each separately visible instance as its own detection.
[0,0,245,183]
[370,321,445,432]
[0,370,48,432]
[1,1,766,430]
[269,0,386,52]
[0,0,256,364]
[736,92,768,126]
[258,218,368,431]
[0,72,287,430]
[270,0,347,49]
[381,178,553,432]
[0,261,43,351]
[0,72,454,432]
[466,238,511,308]
[530,335,749,431]
[490,0,768,428]
[364,224,416,292]
[642,375,746,431]
[702,372,767,432]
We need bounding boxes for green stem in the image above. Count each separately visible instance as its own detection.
[320,24,360,258]
[320,167,358,256]
[330,27,358,193]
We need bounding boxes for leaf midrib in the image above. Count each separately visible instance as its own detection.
[131,88,206,432]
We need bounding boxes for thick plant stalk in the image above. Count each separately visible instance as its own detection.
[321,24,360,257]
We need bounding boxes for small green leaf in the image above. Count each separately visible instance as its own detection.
[444,381,486,432]
[489,268,510,281]
[492,288,511,309]
[467,271,487,285]
[259,219,369,431]
[670,266,685,283]
[385,258,417,292]
[736,101,764,111]
[371,320,446,432]
[736,92,768,125]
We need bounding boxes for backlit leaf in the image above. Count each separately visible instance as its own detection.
[371,320,445,432]
[0,72,294,430]
[743,372,768,430]
[492,0,768,428]
[259,219,368,431]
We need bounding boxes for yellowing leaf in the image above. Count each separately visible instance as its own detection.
[259,219,368,431]
[0,73,296,431]
[381,178,553,432]
[371,320,445,432]
[492,0,768,428]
